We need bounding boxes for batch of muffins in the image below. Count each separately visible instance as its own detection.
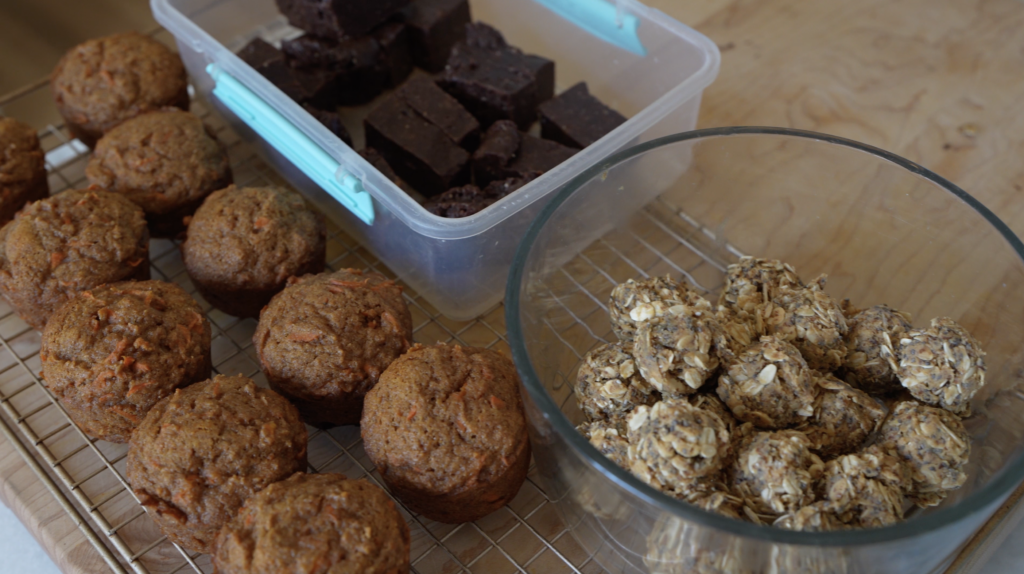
[0,9,538,574]
[238,0,628,218]
[577,259,983,531]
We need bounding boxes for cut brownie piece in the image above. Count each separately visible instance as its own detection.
[364,96,470,196]
[302,104,352,146]
[401,0,471,72]
[504,134,578,179]
[359,147,417,197]
[398,76,479,148]
[237,38,337,107]
[483,174,535,199]
[374,22,415,88]
[539,82,628,149]
[275,0,410,40]
[439,23,538,129]
[525,55,555,104]
[282,35,384,105]
[424,175,535,219]
[472,120,520,186]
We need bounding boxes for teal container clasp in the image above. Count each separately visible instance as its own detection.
[535,0,646,56]
[207,64,375,225]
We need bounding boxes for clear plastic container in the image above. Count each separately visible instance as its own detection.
[151,0,720,319]
[506,127,1024,573]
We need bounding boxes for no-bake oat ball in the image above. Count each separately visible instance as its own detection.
[843,305,912,394]
[817,445,910,528]
[718,257,801,315]
[798,372,887,458]
[575,341,658,423]
[878,401,970,507]
[626,399,732,495]
[633,297,722,397]
[717,336,818,429]
[764,279,849,372]
[774,501,843,532]
[608,275,700,341]
[577,419,631,468]
[41,280,211,443]
[729,430,824,517]
[896,317,985,416]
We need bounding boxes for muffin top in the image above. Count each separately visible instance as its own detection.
[86,109,231,214]
[51,32,188,137]
[361,343,529,496]
[0,117,45,191]
[127,375,307,553]
[213,473,410,574]
[183,186,325,289]
[0,189,148,311]
[41,280,211,442]
[254,269,412,401]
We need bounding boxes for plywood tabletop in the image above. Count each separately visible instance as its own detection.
[2,1,1023,573]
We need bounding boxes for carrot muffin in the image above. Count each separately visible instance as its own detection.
[0,117,49,225]
[253,269,412,427]
[41,280,211,443]
[86,109,232,237]
[182,186,325,318]
[212,473,410,574]
[361,343,531,524]
[126,375,307,554]
[0,189,149,330]
[51,32,189,147]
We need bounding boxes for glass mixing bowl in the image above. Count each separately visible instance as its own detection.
[505,127,1024,574]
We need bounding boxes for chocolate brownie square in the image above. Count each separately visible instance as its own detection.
[401,0,471,72]
[398,76,479,148]
[364,96,470,196]
[275,0,410,40]
[359,147,418,197]
[472,120,520,186]
[525,55,555,104]
[282,35,385,105]
[374,22,414,87]
[438,23,538,129]
[237,38,337,107]
[504,134,578,180]
[539,82,627,149]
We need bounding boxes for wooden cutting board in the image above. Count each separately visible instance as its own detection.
[2,0,1023,572]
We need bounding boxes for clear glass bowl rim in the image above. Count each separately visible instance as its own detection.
[505,126,1024,547]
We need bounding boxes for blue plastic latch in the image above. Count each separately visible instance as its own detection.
[534,0,646,56]
[207,64,375,225]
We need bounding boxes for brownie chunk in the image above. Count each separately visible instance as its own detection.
[282,31,409,106]
[365,93,470,196]
[182,186,326,318]
[302,104,352,145]
[51,33,189,147]
[359,147,416,196]
[398,76,479,148]
[424,175,534,218]
[507,134,578,178]
[212,473,411,574]
[86,109,233,238]
[362,343,531,523]
[126,375,307,554]
[275,0,410,40]
[439,23,539,129]
[0,117,49,225]
[253,269,413,427]
[402,0,471,72]
[41,280,212,443]
[472,119,521,186]
[374,22,415,88]
[525,55,555,104]
[0,190,150,331]
[540,82,627,149]
[238,38,337,107]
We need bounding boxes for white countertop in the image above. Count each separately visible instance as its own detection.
[2,497,1022,574]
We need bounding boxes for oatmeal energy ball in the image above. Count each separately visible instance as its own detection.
[577,419,630,469]
[878,401,970,507]
[717,336,818,429]
[633,297,721,397]
[798,372,887,458]
[774,501,843,532]
[764,280,849,372]
[575,341,657,423]
[626,399,731,495]
[818,445,910,528]
[843,305,912,394]
[896,317,985,416]
[718,257,801,314]
[730,430,823,516]
[608,275,699,342]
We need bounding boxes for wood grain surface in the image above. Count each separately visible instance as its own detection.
[1,0,1024,573]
